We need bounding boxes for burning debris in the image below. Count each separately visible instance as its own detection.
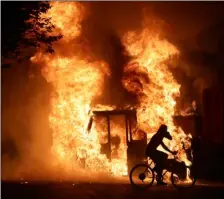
[28,1,193,179]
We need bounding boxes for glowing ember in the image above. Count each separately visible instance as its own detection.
[30,2,192,178]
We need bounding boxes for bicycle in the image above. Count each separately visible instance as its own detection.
[129,152,196,189]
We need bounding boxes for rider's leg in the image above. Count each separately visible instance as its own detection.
[159,151,169,171]
[154,164,167,185]
[154,151,168,185]
[149,151,168,185]
[149,153,164,181]
[155,166,163,180]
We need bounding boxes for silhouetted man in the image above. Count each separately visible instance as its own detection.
[146,124,177,185]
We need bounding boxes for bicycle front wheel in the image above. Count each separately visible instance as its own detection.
[129,164,155,189]
[171,165,196,188]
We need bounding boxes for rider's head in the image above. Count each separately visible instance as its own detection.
[158,124,172,140]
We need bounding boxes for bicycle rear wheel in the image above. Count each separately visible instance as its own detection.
[129,164,155,189]
[171,165,196,188]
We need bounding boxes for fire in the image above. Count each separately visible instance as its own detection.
[42,2,85,39]
[30,2,192,179]
[122,29,180,133]
[31,2,128,176]
[122,19,191,165]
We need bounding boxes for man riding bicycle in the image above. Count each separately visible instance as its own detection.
[146,124,177,185]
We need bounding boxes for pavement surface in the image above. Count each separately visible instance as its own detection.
[2,180,224,199]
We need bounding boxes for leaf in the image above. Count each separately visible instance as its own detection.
[2,1,62,64]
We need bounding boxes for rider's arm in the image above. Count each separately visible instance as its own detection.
[161,142,174,154]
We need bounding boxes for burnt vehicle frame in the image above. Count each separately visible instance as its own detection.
[87,109,147,174]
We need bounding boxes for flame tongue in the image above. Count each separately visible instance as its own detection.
[122,27,180,133]
[30,2,191,178]
[122,24,192,166]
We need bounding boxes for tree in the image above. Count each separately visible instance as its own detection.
[1,1,62,68]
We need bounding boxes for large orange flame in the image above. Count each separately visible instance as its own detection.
[122,20,191,165]
[31,2,191,178]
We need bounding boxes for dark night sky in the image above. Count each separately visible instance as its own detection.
[152,2,224,53]
[152,2,223,37]
[88,1,224,52]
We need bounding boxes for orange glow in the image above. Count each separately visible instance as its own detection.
[42,2,85,39]
[31,2,192,179]
[122,19,191,166]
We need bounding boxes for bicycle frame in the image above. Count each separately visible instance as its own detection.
[146,155,184,178]
[130,155,196,189]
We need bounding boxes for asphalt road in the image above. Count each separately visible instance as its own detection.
[2,181,224,199]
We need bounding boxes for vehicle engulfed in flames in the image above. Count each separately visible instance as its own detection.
[86,109,198,176]
[29,2,194,178]
[86,109,147,175]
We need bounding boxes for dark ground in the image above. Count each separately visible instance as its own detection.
[2,181,224,199]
